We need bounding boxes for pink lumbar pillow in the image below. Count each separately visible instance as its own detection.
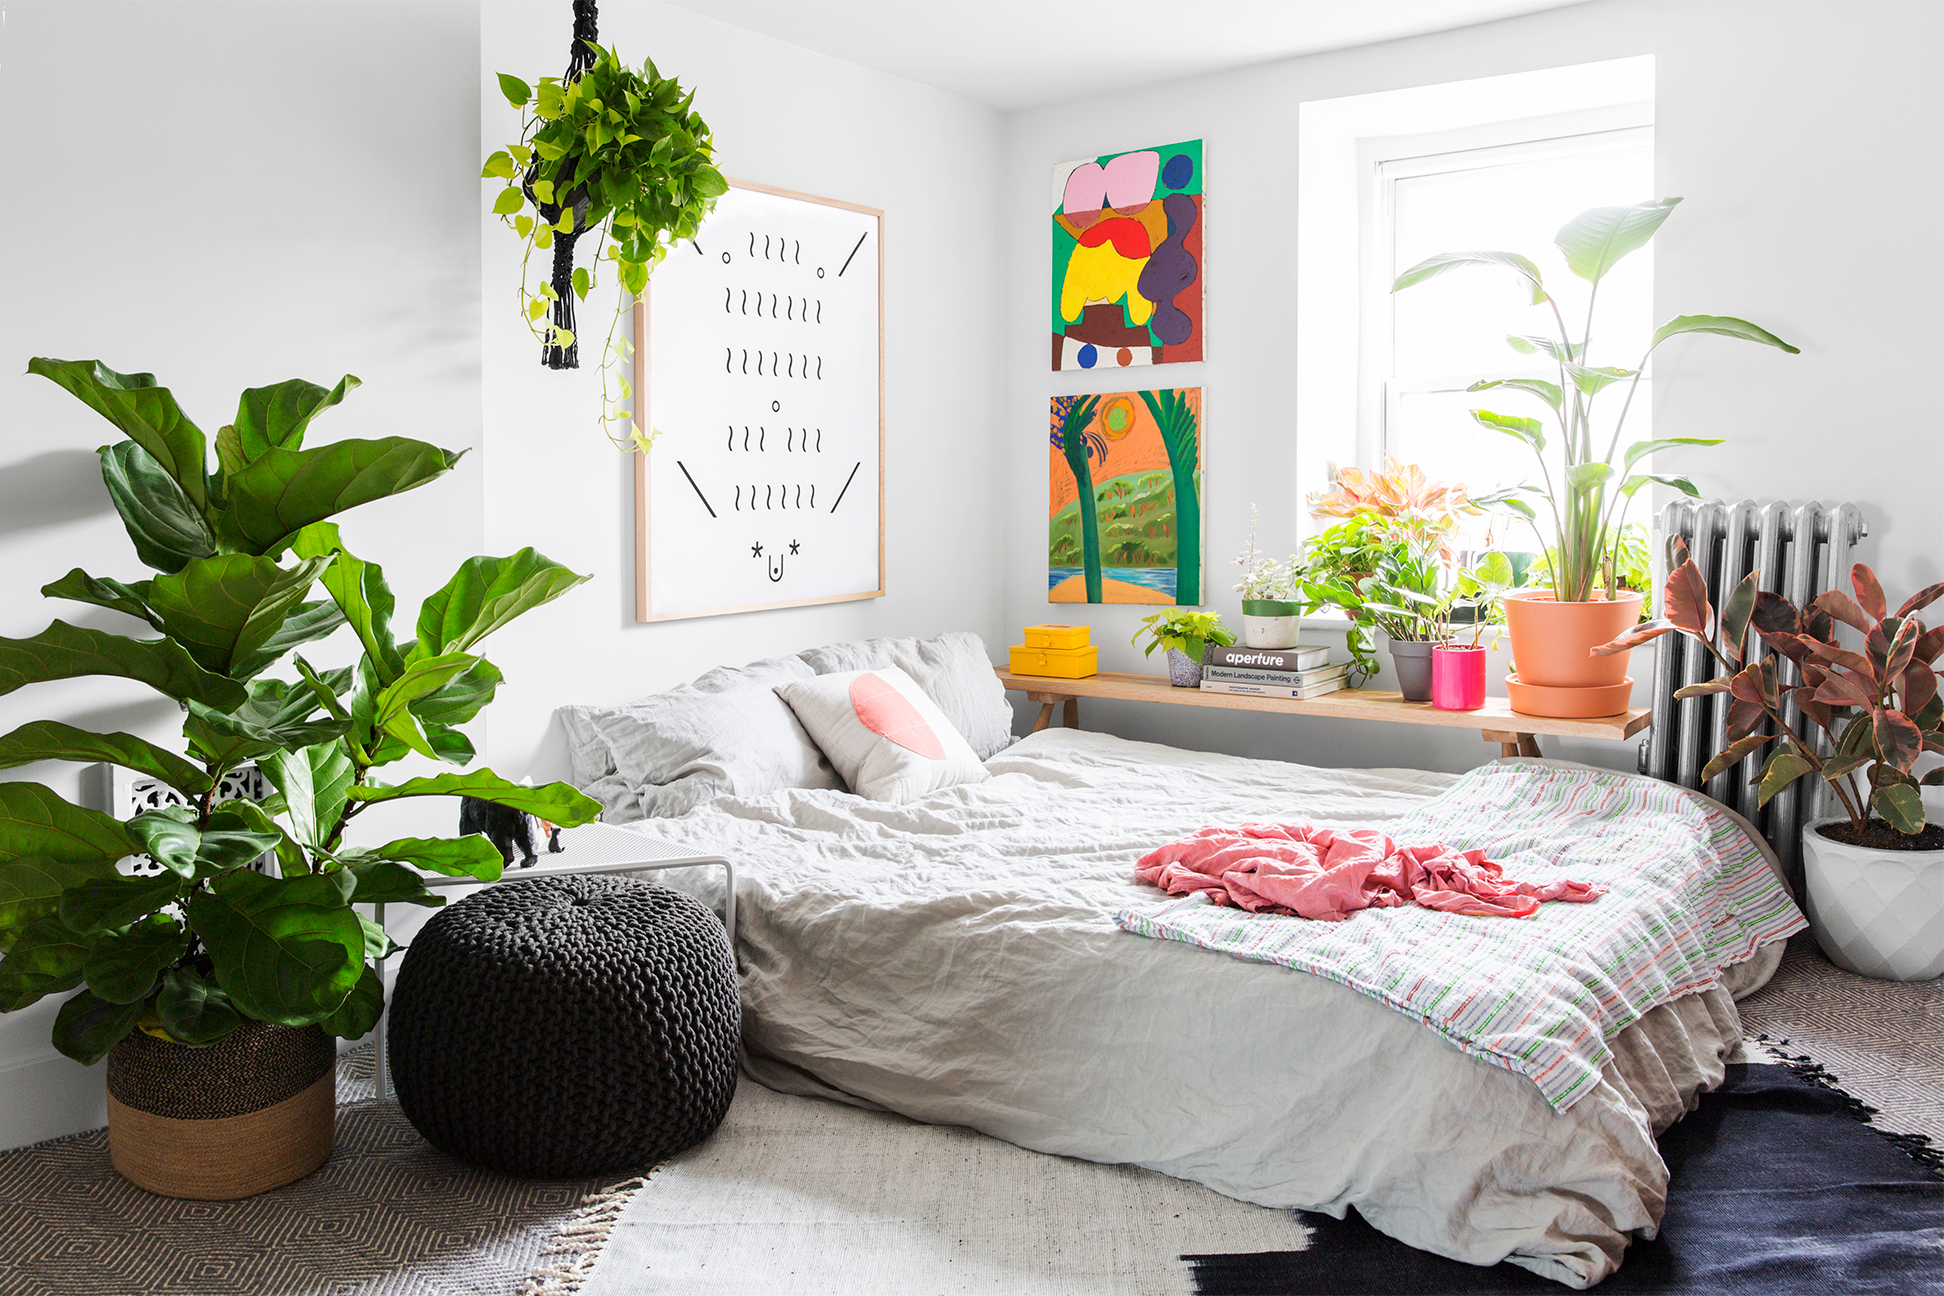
[775,666,988,803]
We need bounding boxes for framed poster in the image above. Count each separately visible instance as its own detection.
[1048,388,1203,606]
[634,179,884,622]
[1051,140,1203,371]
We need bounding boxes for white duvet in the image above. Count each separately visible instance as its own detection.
[618,729,1781,1288]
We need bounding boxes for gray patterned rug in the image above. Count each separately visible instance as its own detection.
[1737,934,1944,1141]
[0,936,1935,1296]
[0,1047,619,1296]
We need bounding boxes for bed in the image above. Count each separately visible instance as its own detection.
[562,637,1801,1289]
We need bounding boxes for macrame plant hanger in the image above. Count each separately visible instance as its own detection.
[527,0,600,369]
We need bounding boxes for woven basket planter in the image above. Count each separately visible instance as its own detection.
[107,1021,336,1200]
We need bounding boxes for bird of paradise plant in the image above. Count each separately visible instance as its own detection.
[1393,198,1799,604]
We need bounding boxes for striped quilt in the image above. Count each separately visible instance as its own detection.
[1116,763,1807,1112]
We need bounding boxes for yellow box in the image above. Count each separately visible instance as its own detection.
[1009,644,1099,678]
[1023,623,1091,650]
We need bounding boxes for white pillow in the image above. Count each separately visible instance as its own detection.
[796,631,1015,760]
[775,666,989,804]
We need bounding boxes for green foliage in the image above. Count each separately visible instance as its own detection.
[1526,524,1654,618]
[1053,395,1104,603]
[487,43,725,446]
[1131,609,1235,665]
[0,360,599,1066]
[1394,199,1797,602]
[1048,472,1177,571]
[1600,547,1942,838]
[1138,390,1203,606]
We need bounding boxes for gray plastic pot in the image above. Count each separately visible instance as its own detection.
[1388,639,1436,703]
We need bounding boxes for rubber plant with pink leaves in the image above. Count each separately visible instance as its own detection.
[1596,547,1944,980]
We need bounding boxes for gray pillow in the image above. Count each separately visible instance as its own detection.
[558,703,619,786]
[575,653,843,820]
[796,631,1015,759]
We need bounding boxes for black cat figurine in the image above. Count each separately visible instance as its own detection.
[459,797,564,867]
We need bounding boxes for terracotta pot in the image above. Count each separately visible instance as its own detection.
[1504,672,1636,718]
[1502,591,1643,718]
[1432,646,1487,711]
[1801,817,1944,981]
[107,1021,336,1200]
[1388,640,1435,703]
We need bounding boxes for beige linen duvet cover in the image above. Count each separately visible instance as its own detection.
[618,729,1786,1288]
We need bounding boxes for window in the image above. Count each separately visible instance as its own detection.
[1295,59,1658,557]
[1368,117,1654,546]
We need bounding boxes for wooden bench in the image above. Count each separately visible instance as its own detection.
[996,668,1651,759]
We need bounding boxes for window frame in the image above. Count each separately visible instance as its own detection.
[1353,107,1655,481]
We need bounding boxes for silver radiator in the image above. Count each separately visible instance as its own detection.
[1640,499,1868,886]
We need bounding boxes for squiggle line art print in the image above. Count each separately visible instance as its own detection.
[636,179,883,621]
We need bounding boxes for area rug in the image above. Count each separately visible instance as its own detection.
[0,1047,610,1296]
[1182,1058,1944,1295]
[2,939,1935,1296]
[571,936,1943,1296]
[572,1080,1308,1296]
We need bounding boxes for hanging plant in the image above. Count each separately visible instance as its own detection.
[484,22,726,449]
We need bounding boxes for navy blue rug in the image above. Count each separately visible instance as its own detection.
[1183,1061,1944,1295]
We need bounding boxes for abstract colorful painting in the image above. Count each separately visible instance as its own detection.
[1051,140,1203,371]
[1049,388,1203,605]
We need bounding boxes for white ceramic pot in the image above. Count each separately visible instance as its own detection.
[1800,816,1944,981]
[1240,600,1303,650]
[1241,615,1301,649]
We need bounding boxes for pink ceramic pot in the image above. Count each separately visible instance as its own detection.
[1432,645,1487,711]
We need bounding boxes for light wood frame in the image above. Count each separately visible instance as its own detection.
[634,177,885,622]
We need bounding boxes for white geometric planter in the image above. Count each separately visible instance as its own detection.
[1800,817,1944,982]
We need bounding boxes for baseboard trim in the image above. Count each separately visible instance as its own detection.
[0,1049,107,1151]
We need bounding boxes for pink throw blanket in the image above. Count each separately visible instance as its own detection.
[1135,822,1606,921]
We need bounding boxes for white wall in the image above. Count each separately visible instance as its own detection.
[1000,0,1941,772]
[0,0,1006,1148]
[477,1,1006,783]
[0,0,484,1147]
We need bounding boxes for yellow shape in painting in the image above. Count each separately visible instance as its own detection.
[1059,242,1154,326]
[1098,395,1137,440]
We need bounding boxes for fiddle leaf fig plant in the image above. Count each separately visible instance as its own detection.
[486,42,726,447]
[1595,543,1942,844]
[0,359,600,1066]
[1393,198,1799,603]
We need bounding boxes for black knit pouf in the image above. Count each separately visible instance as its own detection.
[387,874,740,1178]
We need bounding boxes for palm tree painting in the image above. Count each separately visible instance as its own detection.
[1047,388,1202,605]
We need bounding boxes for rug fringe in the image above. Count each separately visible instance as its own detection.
[1752,1033,1944,1179]
[521,1174,651,1295]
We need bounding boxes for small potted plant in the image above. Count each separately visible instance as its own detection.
[485,41,726,442]
[1301,462,1496,701]
[1427,552,1516,712]
[1132,609,1236,688]
[1597,547,1943,980]
[1233,506,1307,649]
[1393,197,1797,718]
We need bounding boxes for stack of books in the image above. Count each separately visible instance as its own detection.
[1199,644,1348,699]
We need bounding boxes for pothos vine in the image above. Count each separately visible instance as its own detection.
[484,41,726,450]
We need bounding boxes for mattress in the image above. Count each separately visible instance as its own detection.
[617,728,1788,1288]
